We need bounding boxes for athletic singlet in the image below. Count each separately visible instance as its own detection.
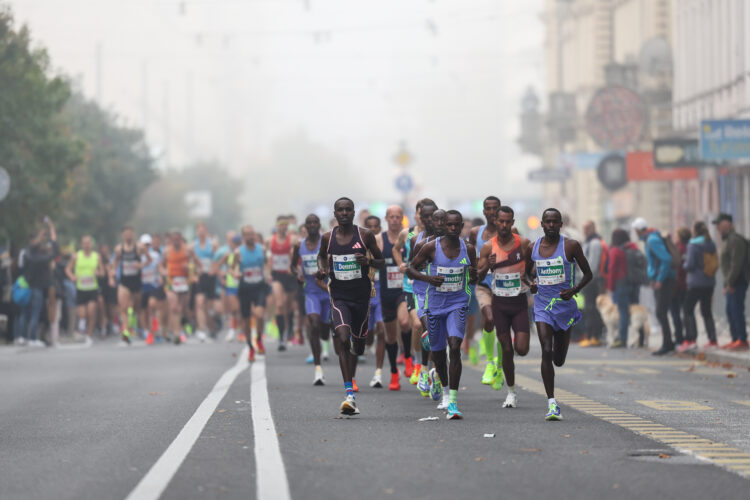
[299,237,327,297]
[379,231,404,296]
[476,224,493,288]
[425,237,471,314]
[225,252,238,289]
[412,231,430,296]
[402,228,417,293]
[532,235,575,299]
[120,245,140,278]
[270,233,291,273]
[490,234,528,297]
[141,248,161,289]
[239,243,265,285]
[327,225,371,301]
[166,245,189,292]
[75,250,99,291]
[194,239,213,275]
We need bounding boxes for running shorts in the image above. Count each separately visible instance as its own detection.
[141,287,166,308]
[415,292,426,319]
[224,286,238,297]
[197,273,218,299]
[271,271,298,293]
[467,285,479,315]
[239,283,270,318]
[369,300,383,330]
[491,294,530,335]
[331,297,370,339]
[406,293,416,312]
[305,292,331,323]
[426,306,466,351]
[475,283,492,310]
[533,294,582,332]
[381,293,405,323]
[119,276,141,294]
[75,289,99,306]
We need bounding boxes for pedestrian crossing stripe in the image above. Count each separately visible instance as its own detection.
[637,400,714,411]
[467,365,750,481]
[734,401,750,407]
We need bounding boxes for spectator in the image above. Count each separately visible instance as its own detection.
[714,213,749,351]
[580,221,606,347]
[681,221,718,351]
[669,228,690,347]
[14,218,58,346]
[632,217,676,355]
[606,228,632,348]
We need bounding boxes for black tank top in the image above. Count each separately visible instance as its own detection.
[327,225,371,301]
[379,231,404,299]
[120,245,141,278]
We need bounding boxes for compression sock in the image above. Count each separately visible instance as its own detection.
[482,328,495,360]
[385,342,399,374]
[401,330,412,359]
[345,382,354,398]
[449,389,458,404]
[275,315,285,341]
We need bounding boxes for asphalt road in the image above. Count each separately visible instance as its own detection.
[1,335,748,500]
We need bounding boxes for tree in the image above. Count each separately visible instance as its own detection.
[0,6,83,244]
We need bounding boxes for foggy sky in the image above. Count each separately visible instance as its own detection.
[12,0,544,227]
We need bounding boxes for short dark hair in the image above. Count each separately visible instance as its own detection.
[471,217,484,227]
[498,205,514,218]
[365,215,381,225]
[611,228,629,247]
[542,208,562,220]
[445,210,463,223]
[122,225,134,232]
[305,213,320,223]
[483,196,501,208]
[416,198,436,212]
[334,197,354,209]
[276,215,288,222]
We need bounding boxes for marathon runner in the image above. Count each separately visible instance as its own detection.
[468,196,502,386]
[528,208,593,420]
[266,215,298,351]
[477,206,534,408]
[139,234,167,343]
[112,226,150,344]
[379,206,412,388]
[96,243,117,337]
[409,210,477,419]
[65,235,105,344]
[316,197,384,416]
[363,215,391,390]
[160,230,202,343]
[226,225,269,362]
[291,214,331,386]
[193,223,218,342]
[217,232,241,342]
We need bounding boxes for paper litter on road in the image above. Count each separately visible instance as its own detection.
[483,433,495,438]
[418,416,440,421]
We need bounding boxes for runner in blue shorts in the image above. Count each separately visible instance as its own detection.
[528,208,592,421]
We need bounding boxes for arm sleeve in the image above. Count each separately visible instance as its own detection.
[648,233,672,282]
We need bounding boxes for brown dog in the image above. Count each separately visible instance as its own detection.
[595,294,650,348]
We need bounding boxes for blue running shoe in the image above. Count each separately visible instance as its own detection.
[428,368,442,401]
[545,402,562,421]
[417,370,430,397]
[305,354,314,364]
[446,402,463,420]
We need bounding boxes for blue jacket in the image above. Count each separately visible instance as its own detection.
[640,229,675,283]
[684,236,716,289]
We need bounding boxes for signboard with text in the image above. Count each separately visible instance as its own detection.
[653,138,705,168]
[700,119,750,160]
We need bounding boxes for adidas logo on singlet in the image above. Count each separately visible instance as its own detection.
[352,242,363,249]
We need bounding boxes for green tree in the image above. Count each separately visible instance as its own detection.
[0,6,83,244]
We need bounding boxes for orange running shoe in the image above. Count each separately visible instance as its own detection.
[145,332,154,345]
[238,332,247,342]
[352,379,359,392]
[404,357,414,378]
[389,371,401,391]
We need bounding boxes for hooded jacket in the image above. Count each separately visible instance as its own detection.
[640,229,675,283]
[684,235,717,289]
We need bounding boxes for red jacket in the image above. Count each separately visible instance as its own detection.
[607,242,639,292]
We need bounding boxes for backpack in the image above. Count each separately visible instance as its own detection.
[12,276,31,306]
[661,233,682,271]
[624,246,648,287]
[702,250,719,278]
[598,239,610,278]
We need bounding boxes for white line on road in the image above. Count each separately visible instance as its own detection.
[252,356,292,500]
[124,347,249,500]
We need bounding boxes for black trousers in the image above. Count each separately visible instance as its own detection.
[684,286,717,343]
[654,279,675,349]
[669,288,685,344]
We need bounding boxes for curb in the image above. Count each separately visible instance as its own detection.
[678,349,750,369]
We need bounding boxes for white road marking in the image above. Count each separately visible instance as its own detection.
[252,356,292,500]
[124,347,249,500]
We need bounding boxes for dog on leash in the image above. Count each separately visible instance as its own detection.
[595,294,650,348]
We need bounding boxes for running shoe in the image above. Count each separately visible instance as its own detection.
[306,354,315,364]
[417,370,430,397]
[720,340,737,349]
[404,357,414,378]
[676,340,696,352]
[437,394,450,411]
[728,340,749,351]
[313,368,325,386]
[278,342,287,352]
[578,338,591,347]
[587,338,601,347]
[409,365,420,385]
[481,361,496,385]
[468,346,478,366]
[428,368,442,401]
[370,371,383,388]
[502,392,517,408]
[389,371,401,391]
[492,367,504,391]
[396,353,405,365]
[146,332,155,345]
[225,329,236,342]
[446,402,463,420]
[703,341,719,350]
[237,332,246,342]
[122,329,132,345]
[248,348,255,362]
[256,336,266,355]
[545,402,562,421]
[609,339,625,348]
[322,345,329,361]
[352,379,359,392]
[340,395,359,416]
[196,330,208,343]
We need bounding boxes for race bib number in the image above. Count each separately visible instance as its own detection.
[373,271,380,282]
[386,266,403,289]
[171,276,189,293]
[536,257,565,286]
[271,254,290,272]
[199,257,212,273]
[301,254,318,276]
[436,266,464,292]
[243,267,263,284]
[122,260,139,276]
[79,276,96,289]
[332,254,362,281]
[493,272,521,297]
[142,268,158,285]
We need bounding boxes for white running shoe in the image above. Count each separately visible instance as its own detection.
[314,369,325,386]
[224,328,236,342]
[502,392,518,408]
[83,336,93,348]
[196,330,208,342]
[117,340,130,348]
[28,339,46,348]
[369,372,383,388]
[437,394,450,411]
[340,395,360,415]
[14,337,26,346]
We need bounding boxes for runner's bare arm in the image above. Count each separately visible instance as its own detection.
[361,229,384,269]
[468,226,479,247]
[65,253,77,282]
[96,255,106,277]
[315,232,331,280]
[406,241,442,286]
[467,243,478,284]
[392,229,408,272]
[560,239,592,301]
[290,242,302,282]
[476,241,492,282]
